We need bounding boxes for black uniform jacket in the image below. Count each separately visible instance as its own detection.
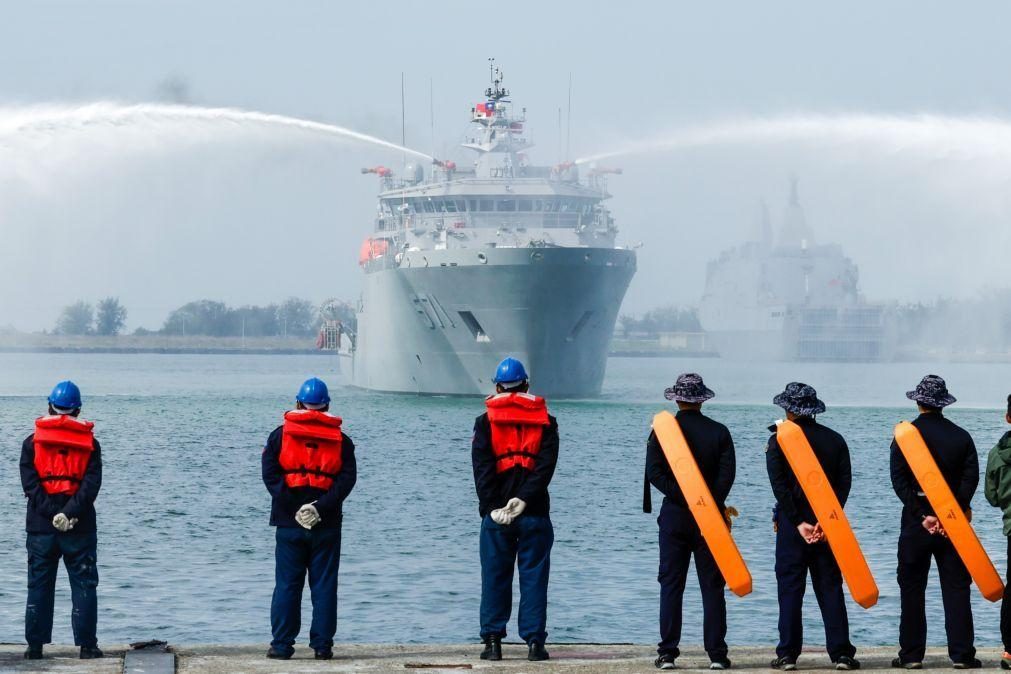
[471,412,559,518]
[262,425,357,528]
[890,412,978,524]
[766,417,852,527]
[21,434,103,534]
[644,408,736,514]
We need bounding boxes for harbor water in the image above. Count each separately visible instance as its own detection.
[0,353,1008,648]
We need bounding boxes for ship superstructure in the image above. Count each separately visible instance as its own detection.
[698,181,893,361]
[351,64,636,395]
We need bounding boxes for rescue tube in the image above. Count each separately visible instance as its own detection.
[653,411,752,597]
[894,421,1004,602]
[776,420,879,608]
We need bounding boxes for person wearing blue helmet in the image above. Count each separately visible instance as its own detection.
[20,380,104,661]
[472,357,558,662]
[261,377,357,661]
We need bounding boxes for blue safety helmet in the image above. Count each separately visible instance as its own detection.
[48,380,82,410]
[296,377,330,406]
[492,357,528,386]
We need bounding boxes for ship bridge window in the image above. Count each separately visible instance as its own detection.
[497,199,516,212]
[455,199,468,212]
[423,200,435,213]
[479,199,493,211]
[468,199,478,211]
[517,199,533,212]
[434,200,449,213]
[533,199,544,212]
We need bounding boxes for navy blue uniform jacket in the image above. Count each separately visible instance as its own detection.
[645,408,736,514]
[890,412,978,525]
[262,425,357,528]
[766,417,852,527]
[20,434,102,534]
[472,412,559,518]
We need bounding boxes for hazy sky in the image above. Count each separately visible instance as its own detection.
[3,1,1011,330]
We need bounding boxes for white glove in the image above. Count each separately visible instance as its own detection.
[295,504,321,530]
[490,508,513,525]
[52,513,78,532]
[504,498,527,518]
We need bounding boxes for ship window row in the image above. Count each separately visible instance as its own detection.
[383,197,595,215]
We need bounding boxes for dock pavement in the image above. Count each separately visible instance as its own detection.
[0,645,1002,673]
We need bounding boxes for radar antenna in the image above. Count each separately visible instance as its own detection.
[485,57,509,102]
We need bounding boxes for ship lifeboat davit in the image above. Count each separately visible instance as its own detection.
[359,237,390,266]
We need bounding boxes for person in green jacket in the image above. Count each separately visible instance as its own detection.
[984,394,1011,670]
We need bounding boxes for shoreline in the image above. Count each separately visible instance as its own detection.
[1,644,1003,672]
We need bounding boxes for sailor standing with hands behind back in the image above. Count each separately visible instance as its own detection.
[262,377,357,662]
[472,357,558,663]
[21,380,104,661]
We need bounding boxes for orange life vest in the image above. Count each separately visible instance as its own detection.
[33,415,96,496]
[485,392,549,473]
[279,409,344,490]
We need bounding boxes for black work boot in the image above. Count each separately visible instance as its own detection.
[79,646,104,659]
[480,635,502,661]
[24,646,43,660]
[314,648,333,660]
[528,641,550,661]
[266,646,292,660]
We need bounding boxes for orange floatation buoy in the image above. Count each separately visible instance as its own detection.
[893,421,1004,602]
[776,420,879,608]
[652,411,753,597]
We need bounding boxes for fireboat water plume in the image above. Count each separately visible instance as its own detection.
[575,113,1011,167]
[0,102,434,162]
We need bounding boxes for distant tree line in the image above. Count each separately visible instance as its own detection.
[55,298,128,336]
[158,298,323,338]
[618,306,702,337]
[54,297,357,338]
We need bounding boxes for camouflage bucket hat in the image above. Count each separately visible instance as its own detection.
[664,373,715,403]
[906,374,956,408]
[773,381,826,416]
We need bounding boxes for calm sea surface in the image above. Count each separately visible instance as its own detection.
[0,353,1009,648]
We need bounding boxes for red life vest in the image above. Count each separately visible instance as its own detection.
[33,415,96,496]
[485,392,550,473]
[279,409,344,490]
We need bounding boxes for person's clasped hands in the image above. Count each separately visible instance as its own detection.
[490,498,527,526]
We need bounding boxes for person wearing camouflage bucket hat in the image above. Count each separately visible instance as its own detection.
[766,382,860,671]
[773,382,827,417]
[905,374,957,410]
[890,375,980,669]
[664,373,716,404]
[645,373,736,670]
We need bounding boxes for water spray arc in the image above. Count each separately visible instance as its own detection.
[0,102,435,162]
[573,113,1011,166]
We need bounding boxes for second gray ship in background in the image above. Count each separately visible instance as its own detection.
[699,180,894,362]
[351,64,636,396]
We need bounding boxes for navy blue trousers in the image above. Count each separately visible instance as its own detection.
[25,531,99,649]
[479,514,553,644]
[897,521,975,664]
[774,517,855,661]
[1002,536,1011,653]
[270,526,342,654]
[657,504,727,660]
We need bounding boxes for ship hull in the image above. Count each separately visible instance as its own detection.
[352,247,636,397]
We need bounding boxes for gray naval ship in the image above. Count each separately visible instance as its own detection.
[351,66,637,396]
[698,181,894,362]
